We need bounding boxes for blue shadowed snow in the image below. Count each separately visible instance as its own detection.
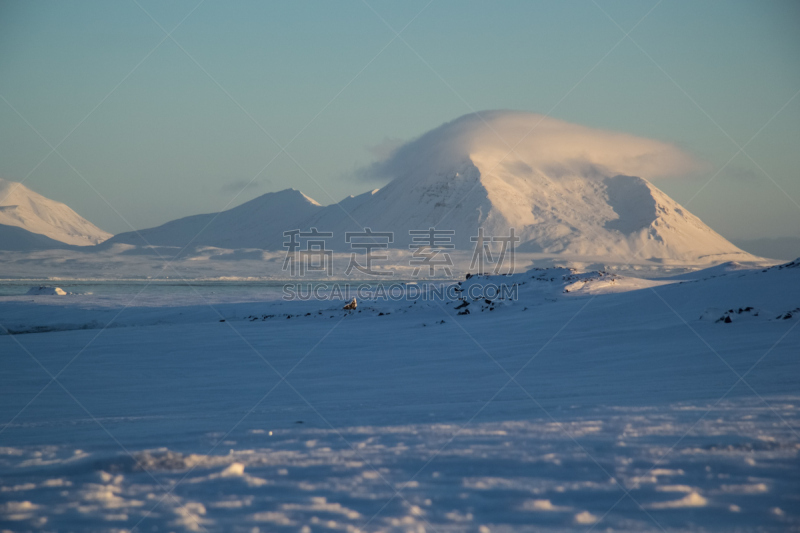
[1,261,798,531]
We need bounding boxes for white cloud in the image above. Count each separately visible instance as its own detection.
[365,110,700,182]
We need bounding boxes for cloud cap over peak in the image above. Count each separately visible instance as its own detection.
[369,110,699,181]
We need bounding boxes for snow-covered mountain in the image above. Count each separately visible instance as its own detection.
[103,189,321,250]
[0,178,111,248]
[109,111,754,265]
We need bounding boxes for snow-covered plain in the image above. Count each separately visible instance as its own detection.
[1,260,799,532]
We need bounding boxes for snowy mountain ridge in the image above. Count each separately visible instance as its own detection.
[108,111,755,266]
[102,188,321,250]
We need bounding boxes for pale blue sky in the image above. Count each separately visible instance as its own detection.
[0,0,798,244]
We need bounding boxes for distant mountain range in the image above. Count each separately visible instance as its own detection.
[0,112,780,265]
[106,112,756,265]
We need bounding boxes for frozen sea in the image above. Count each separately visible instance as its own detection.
[1,264,798,532]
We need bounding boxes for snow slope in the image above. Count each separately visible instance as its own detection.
[1,260,798,531]
[0,178,111,247]
[108,112,756,266]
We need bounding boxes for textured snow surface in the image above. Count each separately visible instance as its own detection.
[0,178,111,247]
[1,262,798,531]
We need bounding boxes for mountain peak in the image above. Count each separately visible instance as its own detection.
[333,111,751,261]
[0,178,111,247]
